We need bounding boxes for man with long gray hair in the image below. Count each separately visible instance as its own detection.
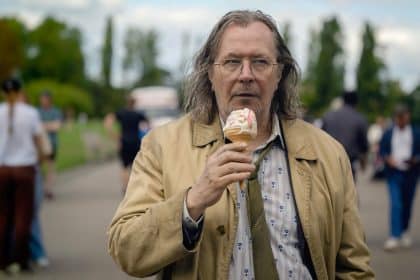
[108,10,374,279]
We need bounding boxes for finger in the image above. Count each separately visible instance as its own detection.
[219,172,252,186]
[218,162,255,177]
[213,142,248,157]
[217,150,253,165]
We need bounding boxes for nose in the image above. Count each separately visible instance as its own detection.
[238,60,255,83]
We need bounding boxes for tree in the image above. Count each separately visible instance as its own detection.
[101,16,113,88]
[24,17,85,85]
[122,28,169,87]
[0,17,27,82]
[302,17,345,116]
[356,22,386,121]
[316,17,345,114]
[300,27,320,116]
[410,84,420,124]
[84,79,125,117]
[281,22,292,51]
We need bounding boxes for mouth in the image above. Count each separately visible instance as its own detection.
[232,93,258,98]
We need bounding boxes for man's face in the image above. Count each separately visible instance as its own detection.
[209,21,282,123]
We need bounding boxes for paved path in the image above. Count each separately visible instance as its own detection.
[13,161,419,279]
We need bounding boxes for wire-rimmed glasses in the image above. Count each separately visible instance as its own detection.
[213,57,278,78]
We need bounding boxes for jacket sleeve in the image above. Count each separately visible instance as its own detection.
[414,127,420,158]
[358,118,369,155]
[335,154,375,279]
[379,129,392,159]
[107,132,198,277]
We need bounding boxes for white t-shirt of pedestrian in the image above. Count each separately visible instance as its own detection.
[0,101,43,166]
[391,125,413,171]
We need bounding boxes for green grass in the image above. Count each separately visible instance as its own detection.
[55,120,117,171]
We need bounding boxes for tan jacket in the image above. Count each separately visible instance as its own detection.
[108,114,374,279]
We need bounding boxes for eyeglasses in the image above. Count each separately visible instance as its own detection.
[213,58,278,78]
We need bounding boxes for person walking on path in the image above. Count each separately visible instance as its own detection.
[380,104,420,251]
[322,90,369,180]
[18,91,51,269]
[0,78,44,273]
[38,91,62,200]
[104,96,149,194]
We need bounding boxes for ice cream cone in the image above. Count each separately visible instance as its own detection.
[224,128,254,144]
[223,108,257,190]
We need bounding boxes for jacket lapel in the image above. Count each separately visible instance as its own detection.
[280,119,320,264]
[192,117,223,148]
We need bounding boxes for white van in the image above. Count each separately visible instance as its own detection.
[130,86,181,128]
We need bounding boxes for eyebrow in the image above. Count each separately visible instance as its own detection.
[221,52,273,59]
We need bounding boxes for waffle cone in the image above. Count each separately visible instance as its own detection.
[224,128,253,143]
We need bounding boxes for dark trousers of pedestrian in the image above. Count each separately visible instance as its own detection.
[0,165,35,270]
[386,168,418,238]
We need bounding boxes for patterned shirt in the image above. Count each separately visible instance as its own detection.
[229,115,312,280]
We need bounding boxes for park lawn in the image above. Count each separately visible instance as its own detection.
[55,120,117,171]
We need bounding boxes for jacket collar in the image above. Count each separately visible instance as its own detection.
[192,115,318,161]
[192,117,224,147]
[280,118,317,161]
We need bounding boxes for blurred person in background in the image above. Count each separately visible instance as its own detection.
[0,78,44,274]
[18,92,51,269]
[38,91,62,200]
[104,95,149,194]
[108,10,374,279]
[322,90,369,180]
[380,104,420,251]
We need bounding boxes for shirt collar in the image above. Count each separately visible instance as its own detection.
[256,114,284,151]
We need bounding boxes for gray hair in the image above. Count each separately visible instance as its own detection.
[184,10,301,124]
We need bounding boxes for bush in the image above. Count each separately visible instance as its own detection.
[25,79,93,116]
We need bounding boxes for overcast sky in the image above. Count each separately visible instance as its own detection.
[1,0,419,91]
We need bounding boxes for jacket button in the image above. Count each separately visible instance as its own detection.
[217,225,226,235]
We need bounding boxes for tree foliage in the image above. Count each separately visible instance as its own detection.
[101,16,113,88]
[410,84,420,124]
[84,79,125,117]
[356,22,387,121]
[281,22,292,51]
[23,17,85,86]
[301,28,320,116]
[301,17,345,116]
[25,79,93,116]
[0,17,27,82]
[122,28,169,87]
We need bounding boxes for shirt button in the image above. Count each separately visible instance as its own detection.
[216,225,226,235]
